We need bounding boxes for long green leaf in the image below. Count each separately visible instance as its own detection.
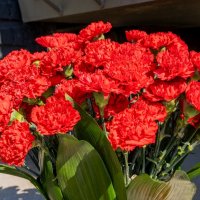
[127,170,196,200]
[56,134,116,200]
[0,164,47,198]
[73,101,126,200]
[187,162,200,180]
[40,153,63,200]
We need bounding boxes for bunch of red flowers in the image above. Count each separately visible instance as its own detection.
[0,21,200,166]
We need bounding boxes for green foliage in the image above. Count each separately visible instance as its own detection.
[127,170,196,200]
[40,153,63,200]
[73,101,127,200]
[187,162,200,180]
[56,135,116,200]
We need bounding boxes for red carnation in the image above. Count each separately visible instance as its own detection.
[55,79,91,104]
[93,93,129,119]
[77,70,121,97]
[0,94,13,132]
[0,49,32,83]
[78,21,112,42]
[103,43,155,95]
[186,81,200,111]
[0,121,35,166]
[143,32,181,49]
[108,98,166,151]
[190,51,200,72]
[31,96,80,135]
[25,75,51,99]
[155,50,194,80]
[125,30,148,42]
[36,32,80,49]
[188,113,200,128]
[84,39,119,68]
[40,46,82,77]
[0,82,25,109]
[142,32,195,80]
[143,78,187,102]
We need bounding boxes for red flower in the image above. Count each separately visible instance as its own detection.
[103,43,155,95]
[40,46,82,77]
[31,96,80,135]
[125,30,148,42]
[24,76,51,99]
[36,33,80,49]
[49,74,65,86]
[55,79,91,104]
[0,94,13,132]
[143,32,181,49]
[155,50,194,80]
[143,78,187,102]
[77,70,121,97]
[190,51,200,72]
[105,93,129,116]
[78,21,112,42]
[77,41,155,97]
[0,82,25,109]
[84,39,119,68]
[186,81,200,111]
[141,32,195,80]
[0,49,32,83]
[94,93,129,119]
[188,113,200,128]
[108,98,166,151]
[0,121,35,166]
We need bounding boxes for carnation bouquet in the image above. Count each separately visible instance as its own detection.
[0,21,200,199]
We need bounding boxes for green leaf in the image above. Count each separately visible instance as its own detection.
[56,135,116,200]
[40,152,63,200]
[0,164,47,198]
[127,170,196,200]
[73,101,126,200]
[10,109,25,122]
[187,162,200,180]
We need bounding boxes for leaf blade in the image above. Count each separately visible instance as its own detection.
[127,171,196,200]
[56,135,116,200]
[187,162,200,180]
[73,102,126,200]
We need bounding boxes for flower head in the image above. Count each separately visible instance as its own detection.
[0,121,35,166]
[143,78,187,102]
[108,98,166,151]
[186,81,200,111]
[31,96,80,135]
[78,21,112,43]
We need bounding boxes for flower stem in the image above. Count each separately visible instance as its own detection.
[151,136,178,179]
[86,98,96,117]
[142,146,146,173]
[159,149,190,177]
[99,107,107,137]
[123,151,130,186]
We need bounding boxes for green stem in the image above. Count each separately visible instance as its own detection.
[168,128,199,167]
[99,107,107,137]
[123,151,130,186]
[160,150,190,176]
[149,125,161,176]
[154,126,161,158]
[86,98,95,117]
[186,128,199,144]
[130,147,140,171]
[151,137,178,179]
[142,146,146,173]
